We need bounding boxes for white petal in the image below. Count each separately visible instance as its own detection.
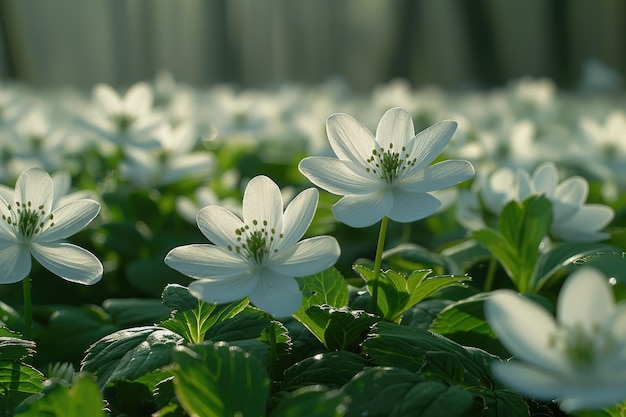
[0,244,31,284]
[399,160,474,192]
[332,190,393,228]
[0,195,16,239]
[485,290,570,373]
[188,271,258,305]
[0,185,13,204]
[196,206,244,248]
[326,113,377,164]
[298,157,380,195]
[278,188,318,251]
[558,386,626,413]
[270,236,340,277]
[532,162,558,195]
[387,190,441,223]
[554,176,588,206]
[557,267,614,332]
[30,242,102,285]
[482,168,516,214]
[490,361,569,401]
[249,269,302,317]
[407,120,457,172]
[93,83,122,115]
[551,204,614,242]
[37,199,100,242]
[164,244,250,279]
[15,167,53,215]
[242,176,283,231]
[375,107,415,150]
[124,82,153,115]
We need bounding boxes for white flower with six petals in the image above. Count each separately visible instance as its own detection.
[165,175,341,317]
[0,168,103,285]
[298,107,475,227]
[485,267,626,412]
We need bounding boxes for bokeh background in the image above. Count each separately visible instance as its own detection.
[1,0,624,92]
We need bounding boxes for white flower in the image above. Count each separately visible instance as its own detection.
[457,162,614,242]
[120,122,215,187]
[298,107,475,228]
[0,168,103,285]
[485,267,626,412]
[79,82,163,149]
[164,175,341,317]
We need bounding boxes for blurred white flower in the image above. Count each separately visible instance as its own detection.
[79,82,163,149]
[299,107,474,227]
[175,186,242,225]
[165,175,340,317]
[0,168,102,284]
[457,162,614,242]
[120,122,215,187]
[485,267,626,412]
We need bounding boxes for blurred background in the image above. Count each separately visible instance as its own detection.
[0,0,624,92]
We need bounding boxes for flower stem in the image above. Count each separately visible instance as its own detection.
[484,256,497,292]
[371,216,389,316]
[22,276,32,340]
[268,319,278,382]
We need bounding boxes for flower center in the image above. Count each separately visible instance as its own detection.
[112,113,136,132]
[365,143,416,184]
[2,200,54,242]
[228,219,283,265]
[549,323,615,370]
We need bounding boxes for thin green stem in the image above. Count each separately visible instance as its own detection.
[22,276,32,340]
[483,256,498,292]
[268,319,277,382]
[371,216,389,316]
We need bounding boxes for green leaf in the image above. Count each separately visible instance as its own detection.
[0,361,44,394]
[362,321,497,388]
[419,351,465,385]
[341,367,474,417]
[0,337,35,362]
[475,388,530,417]
[293,268,350,338]
[171,342,270,417]
[340,367,425,417]
[269,385,348,417]
[429,293,507,357]
[353,265,469,323]
[473,195,552,292]
[15,375,104,417]
[535,243,626,291]
[204,308,271,342]
[280,351,369,392]
[396,381,475,417]
[159,288,249,344]
[303,306,377,351]
[161,283,199,311]
[81,326,184,387]
[382,242,459,275]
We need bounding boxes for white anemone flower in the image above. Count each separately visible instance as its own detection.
[298,107,474,228]
[485,267,626,412]
[164,175,341,317]
[457,162,614,242]
[79,82,163,149]
[0,168,103,284]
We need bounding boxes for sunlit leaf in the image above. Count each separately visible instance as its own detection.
[81,326,184,387]
[15,375,104,417]
[171,342,270,417]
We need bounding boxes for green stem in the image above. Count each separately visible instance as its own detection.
[483,256,497,292]
[371,216,389,316]
[22,276,32,340]
[268,319,277,382]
